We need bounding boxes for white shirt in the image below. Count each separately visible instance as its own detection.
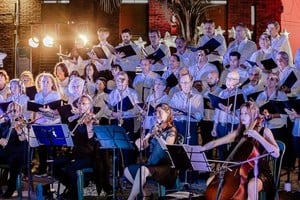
[93,41,114,71]
[271,34,293,65]
[198,33,227,63]
[170,90,203,122]
[144,43,171,71]
[114,42,142,72]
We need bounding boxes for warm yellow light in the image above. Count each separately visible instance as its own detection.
[28,37,39,48]
[43,35,54,47]
[78,34,88,46]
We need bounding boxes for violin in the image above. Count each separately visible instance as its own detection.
[135,121,163,151]
[205,117,262,200]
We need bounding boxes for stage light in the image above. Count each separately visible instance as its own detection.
[78,34,88,46]
[43,35,54,47]
[28,37,40,48]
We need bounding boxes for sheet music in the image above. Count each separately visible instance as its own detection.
[30,124,74,147]
[183,144,212,172]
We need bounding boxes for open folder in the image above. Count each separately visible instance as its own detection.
[27,100,64,112]
[115,45,137,58]
[261,58,278,70]
[259,99,300,114]
[92,47,108,59]
[104,96,134,112]
[146,48,166,64]
[280,71,297,89]
[189,38,221,53]
[208,93,245,110]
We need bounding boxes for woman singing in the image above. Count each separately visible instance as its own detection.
[200,102,279,200]
[124,103,178,200]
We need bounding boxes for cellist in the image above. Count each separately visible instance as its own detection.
[199,101,279,200]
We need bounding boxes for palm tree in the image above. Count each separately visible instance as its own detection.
[159,0,217,44]
[96,0,122,14]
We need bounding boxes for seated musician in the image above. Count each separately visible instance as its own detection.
[0,102,27,198]
[199,101,279,200]
[54,94,112,199]
[124,103,178,200]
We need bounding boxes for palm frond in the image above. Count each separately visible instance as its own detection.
[97,0,122,14]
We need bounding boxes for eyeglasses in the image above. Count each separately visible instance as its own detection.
[180,81,191,85]
[226,77,239,81]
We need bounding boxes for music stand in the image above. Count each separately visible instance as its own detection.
[30,124,73,199]
[167,144,211,199]
[93,125,134,200]
[167,144,211,172]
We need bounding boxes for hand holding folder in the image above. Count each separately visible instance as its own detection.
[146,48,166,64]
[115,45,137,58]
[280,71,297,89]
[208,93,245,111]
[189,38,221,53]
[91,47,108,59]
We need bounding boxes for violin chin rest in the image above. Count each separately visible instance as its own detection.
[206,175,215,186]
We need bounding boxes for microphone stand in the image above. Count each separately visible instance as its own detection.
[183,92,192,193]
[230,84,239,134]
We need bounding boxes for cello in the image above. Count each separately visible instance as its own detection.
[205,118,262,200]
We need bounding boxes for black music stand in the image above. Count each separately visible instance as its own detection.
[31,124,73,147]
[167,144,211,199]
[30,124,73,199]
[93,125,134,200]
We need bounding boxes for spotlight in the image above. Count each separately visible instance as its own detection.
[28,37,39,48]
[78,34,88,46]
[43,36,54,47]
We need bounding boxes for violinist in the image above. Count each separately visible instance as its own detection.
[0,102,27,198]
[143,77,170,133]
[55,94,112,199]
[200,101,279,200]
[124,103,177,200]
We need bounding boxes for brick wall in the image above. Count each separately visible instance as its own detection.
[0,0,41,78]
[227,0,283,42]
[148,0,172,41]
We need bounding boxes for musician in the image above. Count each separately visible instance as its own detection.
[6,79,30,120]
[256,73,292,168]
[0,102,27,198]
[67,76,85,106]
[19,71,35,88]
[62,37,90,76]
[93,77,109,124]
[105,71,141,167]
[174,35,197,68]
[212,71,246,160]
[170,73,203,145]
[143,77,170,132]
[114,28,142,81]
[144,29,171,74]
[133,58,160,102]
[0,69,11,100]
[55,94,112,199]
[197,19,227,74]
[82,63,99,97]
[248,32,278,83]
[223,23,257,68]
[242,66,265,96]
[276,51,300,96]
[285,95,300,186]
[92,27,114,72]
[34,73,61,176]
[124,103,178,200]
[188,49,218,89]
[200,101,279,200]
[53,62,70,101]
[200,71,222,159]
